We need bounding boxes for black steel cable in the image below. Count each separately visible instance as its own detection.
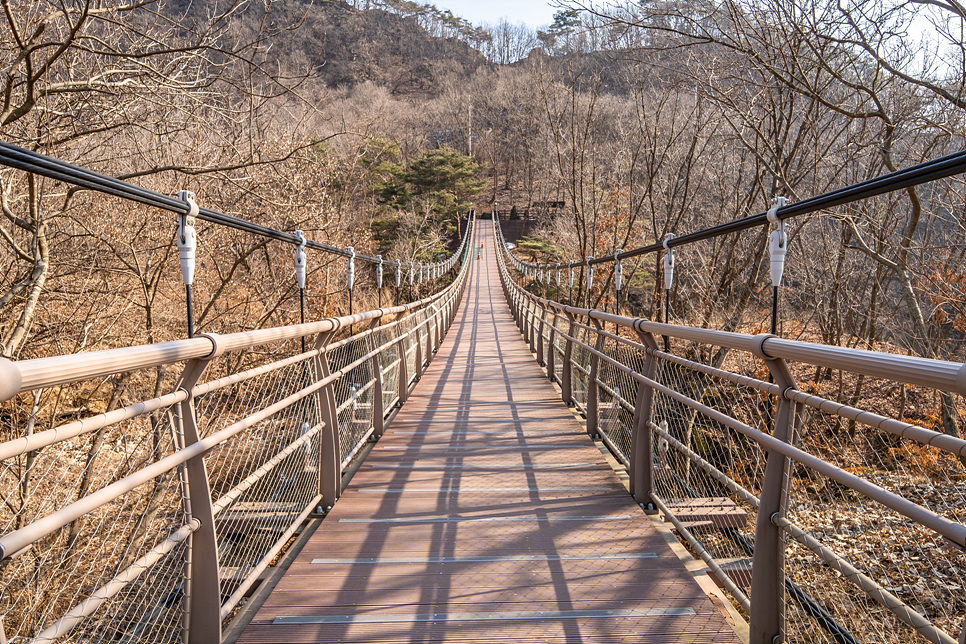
[502,148,966,269]
[0,141,472,267]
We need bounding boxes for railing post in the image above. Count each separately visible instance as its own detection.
[520,295,526,331]
[562,312,576,405]
[414,326,424,381]
[525,299,533,344]
[371,335,385,438]
[433,306,442,352]
[630,328,659,506]
[546,310,557,381]
[529,301,539,354]
[536,307,546,366]
[312,332,342,509]
[173,335,224,644]
[750,334,802,644]
[396,335,410,404]
[586,316,605,437]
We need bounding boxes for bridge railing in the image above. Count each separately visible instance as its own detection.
[0,218,473,644]
[494,218,966,644]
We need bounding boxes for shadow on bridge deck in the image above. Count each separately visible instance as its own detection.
[235,226,742,643]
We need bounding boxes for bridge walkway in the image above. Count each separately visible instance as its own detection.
[236,223,741,643]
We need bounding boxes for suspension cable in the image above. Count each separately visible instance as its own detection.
[503,148,966,270]
[0,141,470,270]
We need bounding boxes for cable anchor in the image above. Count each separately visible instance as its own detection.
[294,230,307,290]
[346,247,356,291]
[614,249,623,293]
[176,190,198,286]
[767,197,789,287]
[662,233,675,289]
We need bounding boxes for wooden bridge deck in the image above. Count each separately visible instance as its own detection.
[236,224,741,643]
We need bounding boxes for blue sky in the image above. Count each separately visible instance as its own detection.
[436,0,559,28]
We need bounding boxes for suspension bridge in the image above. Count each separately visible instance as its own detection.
[0,144,965,644]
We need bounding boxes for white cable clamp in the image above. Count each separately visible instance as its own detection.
[614,249,623,292]
[419,263,424,284]
[556,267,561,287]
[346,247,356,291]
[408,262,414,285]
[376,255,383,289]
[294,230,307,289]
[177,190,198,286]
[663,233,675,289]
[767,197,789,287]
[395,261,402,288]
[586,259,594,293]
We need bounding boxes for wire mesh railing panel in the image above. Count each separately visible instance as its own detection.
[327,339,377,463]
[595,340,643,463]
[0,404,188,643]
[382,357,401,412]
[551,315,566,383]
[193,356,320,606]
[781,389,966,644]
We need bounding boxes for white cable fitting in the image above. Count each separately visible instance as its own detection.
[376,255,383,289]
[614,249,623,292]
[768,197,789,287]
[294,230,307,290]
[663,233,675,289]
[346,247,356,291]
[176,190,199,286]
[586,259,594,293]
[408,262,414,285]
[556,268,561,287]
[766,196,787,224]
[419,263,424,284]
[396,261,402,287]
[569,261,575,288]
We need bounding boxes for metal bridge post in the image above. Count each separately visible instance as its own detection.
[424,314,434,361]
[414,325,424,381]
[312,332,342,509]
[530,301,540,355]
[586,316,605,438]
[630,329,659,505]
[433,306,442,352]
[561,312,576,405]
[521,295,533,344]
[371,334,385,438]
[750,335,802,644]
[546,310,558,381]
[396,335,410,404]
[173,336,225,644]
[524,298,534,347]
[536,307,546,366]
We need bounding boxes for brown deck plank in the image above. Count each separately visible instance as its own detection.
[236,223,740,644]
